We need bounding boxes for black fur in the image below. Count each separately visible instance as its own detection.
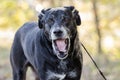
[10,6,83,80]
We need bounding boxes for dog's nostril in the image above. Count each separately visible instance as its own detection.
[53,30,63,36]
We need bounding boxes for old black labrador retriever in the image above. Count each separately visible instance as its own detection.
[10,6,83,80]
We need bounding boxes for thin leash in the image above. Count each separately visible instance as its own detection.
[81,42,107,80]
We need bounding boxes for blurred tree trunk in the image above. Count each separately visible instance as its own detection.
[92,0,102,54]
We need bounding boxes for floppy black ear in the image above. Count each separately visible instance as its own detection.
[65,6,81,25]
[38,8,51,28]
[64,6,74,11]
[38,9,46,29]
[73,10,81,25]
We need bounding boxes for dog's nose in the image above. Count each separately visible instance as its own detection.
[53,30,63,36]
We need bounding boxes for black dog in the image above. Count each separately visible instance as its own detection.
[10,6,83,80]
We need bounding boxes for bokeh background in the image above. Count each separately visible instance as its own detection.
[0,0,120,80]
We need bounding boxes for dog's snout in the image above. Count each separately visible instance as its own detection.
[53,30,63,36]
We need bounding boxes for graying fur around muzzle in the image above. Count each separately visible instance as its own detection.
[50,26,70,59]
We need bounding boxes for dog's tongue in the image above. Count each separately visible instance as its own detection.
[56,39,66,52]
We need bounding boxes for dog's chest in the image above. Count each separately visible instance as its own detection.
[46,70,77,80]
[46,61,77,80]
[58,60,67,70]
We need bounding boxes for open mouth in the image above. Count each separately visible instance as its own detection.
[52,38,69,59]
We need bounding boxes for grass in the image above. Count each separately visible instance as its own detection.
[0,46,12,80]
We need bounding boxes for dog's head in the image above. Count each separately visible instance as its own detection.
[38,6,81,60]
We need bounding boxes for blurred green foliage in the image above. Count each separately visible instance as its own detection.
[0,0,35,30]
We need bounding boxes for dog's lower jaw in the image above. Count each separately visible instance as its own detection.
[57,52,68,60]
[52,38,70,60]
[52,45,69,60]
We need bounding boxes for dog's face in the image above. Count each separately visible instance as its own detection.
[38,6,81,60]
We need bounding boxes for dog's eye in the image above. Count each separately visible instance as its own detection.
[62,16,70,24]
[61,16,66,21]
[48,17,54,25]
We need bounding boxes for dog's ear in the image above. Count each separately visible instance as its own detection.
[64,6,74,11]
[38,9,45,29]
[73,10,81,25]
[38,8,51,28]
[65,6,81,26]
